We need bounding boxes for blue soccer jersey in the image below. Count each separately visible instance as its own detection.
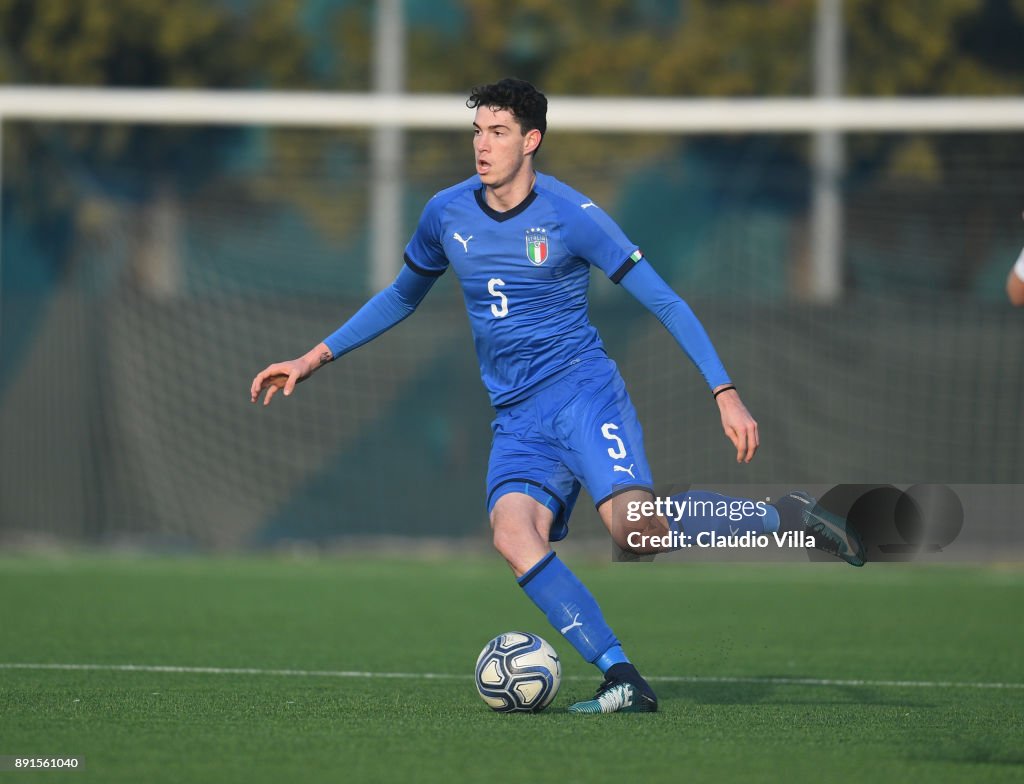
[404,172,643,407]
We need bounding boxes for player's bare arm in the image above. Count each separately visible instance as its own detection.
[250,342,333,406]
[1007,214,1024,306]
[714,385,759,463]
[1007,263,1024,306]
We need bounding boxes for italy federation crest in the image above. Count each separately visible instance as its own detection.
[525,227,549,266]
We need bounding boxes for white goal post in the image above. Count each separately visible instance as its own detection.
[2,87,1024,131]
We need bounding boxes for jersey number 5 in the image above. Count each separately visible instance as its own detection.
[488,278,509,318]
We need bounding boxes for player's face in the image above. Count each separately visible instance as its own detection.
[473,106,537,189]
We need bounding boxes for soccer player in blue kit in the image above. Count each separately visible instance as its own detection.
[251,78,865,714]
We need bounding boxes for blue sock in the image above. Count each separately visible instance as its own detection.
[595,644,629,672]
[518,553,628,673]
[666,491,779,539]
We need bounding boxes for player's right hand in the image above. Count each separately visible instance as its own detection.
[250,359,310,406]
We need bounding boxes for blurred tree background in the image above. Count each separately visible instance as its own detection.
[0,0,311,292]
[2,0,1022,276]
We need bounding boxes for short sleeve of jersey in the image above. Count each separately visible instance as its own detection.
[551,194,641,284]
[403,195,450,278]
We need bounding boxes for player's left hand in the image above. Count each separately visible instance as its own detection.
[714,388,759,463]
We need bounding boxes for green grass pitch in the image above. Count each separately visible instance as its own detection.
[0,555,1022,783]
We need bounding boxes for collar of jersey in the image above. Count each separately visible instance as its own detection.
[474,187,538,223]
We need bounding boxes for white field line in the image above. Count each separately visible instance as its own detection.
[0,662,1021,690]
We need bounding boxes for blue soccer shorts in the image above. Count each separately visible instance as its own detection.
[486,356,654,541]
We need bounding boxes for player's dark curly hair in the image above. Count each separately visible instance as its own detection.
[466,78,547,154]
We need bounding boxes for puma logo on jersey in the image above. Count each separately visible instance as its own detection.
[581,202,597,209]
[453,232,473,252]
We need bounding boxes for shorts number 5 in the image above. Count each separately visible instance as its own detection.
[601,422,627,459]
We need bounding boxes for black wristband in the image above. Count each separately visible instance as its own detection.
[713,384,736,399]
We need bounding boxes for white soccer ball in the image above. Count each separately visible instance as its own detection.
[474,631,561,713]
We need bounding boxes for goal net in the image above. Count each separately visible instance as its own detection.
[0,92,1022,548]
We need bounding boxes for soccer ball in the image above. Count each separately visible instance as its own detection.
[474,631,561,713]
